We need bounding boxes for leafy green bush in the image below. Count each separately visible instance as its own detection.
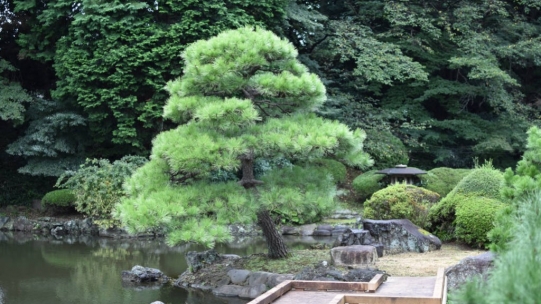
[363,184,440,228]
[364,129,409,170]
[352,170,385,202]
[309,158,347,184]
[421,167,472,197]
[41,189,76,208]
[429,163,505,241]
[451,192,541,304]
[57,156,147,227]
[454,196,505,248]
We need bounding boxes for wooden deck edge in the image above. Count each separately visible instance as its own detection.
[247,280,292,304]
[367,274,385,292]
[442,276,448,304]
[342,294,442,304]
[432,267,445,298]
[328,294,346,304]
[291,280,373,292]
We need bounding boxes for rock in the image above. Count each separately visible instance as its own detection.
[80,218,98,235]
[64,220,80,234]
[185,250,222,273]
[299,224,317,236]
[312,229,332,236]
[247,271,272,286]
[293,263,384,282]
[228,269,251,285]
[150,302,165,304]
[267,273,294,287]
[238,284,267,299]
[333,229,370,247]
[228,224,260,236]
[344,268,384,282]
[121,265,169,284]
[331,245,378,267]
[328,208,360,219]
[316,224,333,232]
[0,217,10,230]
[51,226,68,236]
[363,219,441,254]
[281,226,300,235]
[445,252,495,291]
[13,217,34,231]
[212,285,245,297]
[99,227,129,238]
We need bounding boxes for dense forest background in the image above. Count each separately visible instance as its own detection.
[1,0,540,205]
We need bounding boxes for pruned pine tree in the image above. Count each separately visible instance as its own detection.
[116,27,373,259]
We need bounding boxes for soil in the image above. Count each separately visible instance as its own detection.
[376,242,485,277]
[0,205,84,221]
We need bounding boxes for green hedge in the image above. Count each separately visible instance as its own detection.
[421,167,472,197]
[352,170,385,202]
[364,184,440,228]
[41,189,76,208]
[454,196,506,248]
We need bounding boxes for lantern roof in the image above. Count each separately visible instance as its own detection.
[375,164,427,176]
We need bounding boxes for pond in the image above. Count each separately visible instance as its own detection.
[0,231,334,304]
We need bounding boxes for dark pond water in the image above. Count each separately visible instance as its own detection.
[0,231,334,304]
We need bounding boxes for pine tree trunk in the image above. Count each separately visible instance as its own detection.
[239,151,289,259]
[257,210,290,259]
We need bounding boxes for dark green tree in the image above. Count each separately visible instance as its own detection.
[116,27,373,258]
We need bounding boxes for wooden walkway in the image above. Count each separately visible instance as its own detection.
[248,268,447,304]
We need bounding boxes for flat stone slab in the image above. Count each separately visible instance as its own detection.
[331,245,378,267]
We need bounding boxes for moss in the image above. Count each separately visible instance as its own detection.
[418,228,431,236]
[363,184,440,228]
[352,170,385,202]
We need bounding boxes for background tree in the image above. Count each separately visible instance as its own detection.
[116,27,373,258]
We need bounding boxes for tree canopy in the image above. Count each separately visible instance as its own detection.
[116,27,372,258]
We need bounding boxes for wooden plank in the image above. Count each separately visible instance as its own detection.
[367,274,384,292]
[328,294,346,304]
[291,280,370,291]
[248,280,292,304]
[343,294,442,304]
[441,277,448,304]
[432,267,445,298]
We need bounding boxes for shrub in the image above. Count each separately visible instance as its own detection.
[451,192,541,304]
[41,189,76,208]
[454,196,505,248]
[364,129,409,170]
[421,167,472,197]
[429,163,505,241]
[56,156,147,227]
[352,170,385,202]
[363,184,440,228]
[310,158,347,184]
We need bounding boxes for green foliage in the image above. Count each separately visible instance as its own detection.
[41,189,76,208]
[363,184,440,228]
[501,126,541,201]
[14,0,288,156]
[451,192,541,304]
[6,98,88,176]
[57,156,147,227]
[0,59,32,126]
[307,158,347,184]
[421,167,472,197]
[429,163,505,240]
[0,168,56,207]
[352,170,385,202]
[116,27,372,248]
[454,196,506,248]
[364,129,409,170]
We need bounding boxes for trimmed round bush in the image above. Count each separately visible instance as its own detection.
[42,189,76,208]
[454,196,506,248]
[364,184,440,228]
[421,167,472,197]
[352,170,385,202]
[450,166,504,199]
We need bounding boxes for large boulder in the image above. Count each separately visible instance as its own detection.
[331,245,378,267]
[185,250,223,273]
[363,219,441,254]
[445,252,495,291]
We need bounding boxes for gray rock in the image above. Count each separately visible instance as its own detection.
[238,284,267,299]
[363,219,441,254]
[51,226,67,236]
[228,269,251,285]
[185,250,222,273]
[99,227,129,238]
[312,229,332,236]
[0,216,10,230]
[299,224,317,236]
[13,217,33,231]
[445,252,495,291]
[331,245,378,267]
[266,273,294,287]
[1,217,14,231]
[328,208,360,219]
[121,265,169,284]
[333,229,370,247]
[212,285,245,297]
[281,226,300,235]
[247,271,272,286]
[64,220,80,234]
[316,224,333,231]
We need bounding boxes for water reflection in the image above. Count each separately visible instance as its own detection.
[0,231,334,304]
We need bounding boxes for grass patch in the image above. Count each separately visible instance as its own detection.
[241,249,333,274]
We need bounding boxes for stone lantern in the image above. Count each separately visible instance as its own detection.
[375,164,427,185]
